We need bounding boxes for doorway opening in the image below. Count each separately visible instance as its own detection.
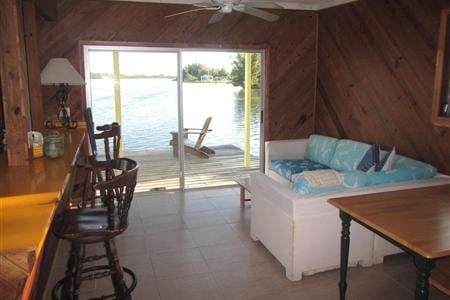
[84,45,264,191]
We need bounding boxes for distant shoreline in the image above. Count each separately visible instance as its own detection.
[90,72,176,79]
[90,75,232,84]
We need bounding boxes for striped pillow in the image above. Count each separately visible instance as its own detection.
[357,144,380,172]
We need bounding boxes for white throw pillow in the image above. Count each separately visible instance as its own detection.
[376,147,396,171]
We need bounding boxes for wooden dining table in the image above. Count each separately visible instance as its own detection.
[328,184,450,300]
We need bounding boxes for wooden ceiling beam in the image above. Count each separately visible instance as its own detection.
[0,0,32,166]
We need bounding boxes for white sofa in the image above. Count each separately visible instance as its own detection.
[250,138,450,281]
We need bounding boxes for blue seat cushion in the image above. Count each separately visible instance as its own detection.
[367,166,435,186]
[329,140,372,171]
[304,135,339,166]
[393,155,437,178]
[269,159,330,181]
[292,177,347,195]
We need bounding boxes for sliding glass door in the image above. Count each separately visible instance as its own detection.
[84,45,263,191]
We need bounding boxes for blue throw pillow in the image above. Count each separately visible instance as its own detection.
[357,144,380,172]
[375,147,396,171]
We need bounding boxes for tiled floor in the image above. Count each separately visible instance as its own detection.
[46,187,450,300]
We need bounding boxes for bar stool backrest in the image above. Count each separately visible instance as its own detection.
[94,158,138,230]
[85,108,98,156]
[95,123,121,163]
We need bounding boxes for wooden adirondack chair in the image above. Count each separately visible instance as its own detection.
[170,117,216,158]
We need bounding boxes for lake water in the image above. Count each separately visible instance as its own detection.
[90,79,261,156]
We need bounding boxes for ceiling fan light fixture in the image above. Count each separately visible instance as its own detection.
[222,3,233,13]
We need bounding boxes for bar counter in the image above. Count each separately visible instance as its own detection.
[0,128,85,299]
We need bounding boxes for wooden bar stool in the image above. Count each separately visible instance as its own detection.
[52,158,139,300]
[85,107,121,162]
[72,108,122,208]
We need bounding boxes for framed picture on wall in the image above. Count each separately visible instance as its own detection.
[432,8,450,127]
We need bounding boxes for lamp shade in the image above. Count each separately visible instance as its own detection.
[40,58,85,85]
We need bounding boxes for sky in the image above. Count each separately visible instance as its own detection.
[88,50,236,76]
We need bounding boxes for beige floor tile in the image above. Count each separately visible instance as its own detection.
[183,210,229,228]
[114,234,149,257]
[119,253,155,279]
[137,195,178,217]
[157,273,222,299]
[151,248,210,279]
[199,241,273,267]
[229,221,254,242]
[208,194,242,209]
[141,214,187,236]
[131,276,161,299]
[203,187,239,198]
[345,274,413,300]
[212,259,285,286]
[45,188,450,300]
[146,229,198,254]
[218,276,286,300]
[219,207,251,224]
[121,219,147,237]
[189,224,244,247]
[160,291,224,300]
[173,189,209,201]
[174,197,218,213]
[95,275,160,300]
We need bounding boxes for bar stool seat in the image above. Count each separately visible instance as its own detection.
[52,158,138,300]
[54,207,121,243]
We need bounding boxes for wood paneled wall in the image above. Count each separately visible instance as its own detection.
[37,0,318,141]
[317,0,450,174]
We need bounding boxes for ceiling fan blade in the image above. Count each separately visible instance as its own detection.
[233,6,279,22]
[165,7,218,18]
[208,11,224,24]
[243,2,284,9]
[193,2,217,8]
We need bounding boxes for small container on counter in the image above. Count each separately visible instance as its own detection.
[44,134,65,158]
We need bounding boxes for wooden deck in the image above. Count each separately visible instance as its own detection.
[125,145,260,192]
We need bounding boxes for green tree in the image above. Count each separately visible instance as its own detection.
[183,63,209,82]
[183,63,230,83]
[211,67,229,81]
[230,53,261,89]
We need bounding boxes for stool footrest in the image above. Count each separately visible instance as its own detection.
[81,267,111,281]
[52,265,137,300]
[83,254,107,263]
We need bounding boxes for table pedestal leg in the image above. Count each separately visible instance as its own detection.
[339,210,351,300]
[240,187,245,207]
[414,255,435,300]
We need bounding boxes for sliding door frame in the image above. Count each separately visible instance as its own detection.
[81,42,267,190]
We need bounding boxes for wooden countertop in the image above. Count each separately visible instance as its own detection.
[0,128,85,299]
[0,129,85,198]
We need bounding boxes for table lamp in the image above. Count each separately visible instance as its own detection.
[40,58,85,129]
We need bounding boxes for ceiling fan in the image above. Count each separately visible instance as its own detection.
[165,0,283,24]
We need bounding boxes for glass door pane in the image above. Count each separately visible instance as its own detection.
[86,48,180,191]
[181,51,262,189]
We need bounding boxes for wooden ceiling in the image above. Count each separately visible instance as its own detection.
[110,0,359,10]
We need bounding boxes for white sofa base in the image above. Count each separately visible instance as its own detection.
[251,139,450,281]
